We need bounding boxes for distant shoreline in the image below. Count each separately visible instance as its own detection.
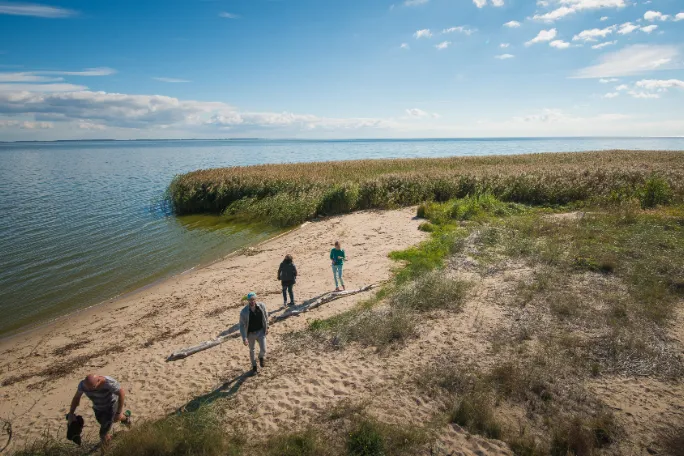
[2,136,684,144]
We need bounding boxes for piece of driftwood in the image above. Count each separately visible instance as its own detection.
[166,284,375,361]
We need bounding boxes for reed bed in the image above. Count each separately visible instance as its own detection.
[168,150,684,226]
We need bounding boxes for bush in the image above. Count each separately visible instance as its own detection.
[449,393,502,440]
[390,270,470,312]
[11,436,91,456]
[108,408,234,456]
[265,429,327,456]
[639,176,673,209]
[659,424,684,456]
[347,420,385,456]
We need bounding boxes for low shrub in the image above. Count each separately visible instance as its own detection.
[449,393,502,440]
[265,428,327,456]
[108,408,233,456]
[390,270,470,312]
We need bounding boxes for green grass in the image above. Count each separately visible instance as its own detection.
[449,393,502,440]
[168,151,684,226]
[108,408,236,456]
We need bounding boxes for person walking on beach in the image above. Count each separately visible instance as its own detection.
[330,241,346,291]
[67,374,126,448]
[239,292,268,374]
[277,254,297,307]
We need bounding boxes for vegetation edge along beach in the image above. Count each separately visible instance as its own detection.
[167,150,684,227]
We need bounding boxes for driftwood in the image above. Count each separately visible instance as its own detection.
[166,284,376,361]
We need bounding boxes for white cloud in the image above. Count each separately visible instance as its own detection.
[550,40,571,49]
[0,83,87,92]
[153,77,191,83]
[572,26,615,42]
[532,7,575,21]
[400,43,410,50]
[603,92,619,98]
[525,28,557,46]
[0,67,115,82]
[600,16,609,21]
[492,0,505,6]
[592,40,617,49]
[504,20,521,28]
[404,0,428,5]
[0,2,77,18]
[37,67,116,77]
[495,53,515,59]
[512,108,630,123]
[617,22,640,34]
[599,78,619,83]
[675,13,684,21]
[435,41,451,50]
[77,121,106,130]
[473,0,487,7]
[573,44,679,78]
[0,120,53,129]
[635,79,684,90]
[414,29,432,39]
[615,84,629,90]
[640,24,658,33]
[643,11,669,21]
[532,0,626,23]
[219,12,240,19]
[406,108,429,117]
[0,72,62,83]
[442,26,477,35]
[0,90,392,133]
[628,91,660,98]
[500,43,510,48]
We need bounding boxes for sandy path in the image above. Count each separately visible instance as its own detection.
[0,207,426,450]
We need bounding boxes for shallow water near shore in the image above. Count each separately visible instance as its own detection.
[1,137,683,337]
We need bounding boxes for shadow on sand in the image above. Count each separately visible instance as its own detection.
[177,371,252,413]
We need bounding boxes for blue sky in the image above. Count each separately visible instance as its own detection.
[0,0,683,140]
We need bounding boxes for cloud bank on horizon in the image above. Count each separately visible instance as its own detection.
[0,0,683,140]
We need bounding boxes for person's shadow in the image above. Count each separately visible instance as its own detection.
[176,371,251,413]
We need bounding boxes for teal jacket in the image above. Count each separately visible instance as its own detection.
[330,248,345,265]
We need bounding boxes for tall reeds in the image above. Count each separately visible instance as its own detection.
[167,150,684,226]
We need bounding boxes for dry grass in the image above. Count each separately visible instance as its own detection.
[168,151,684,226]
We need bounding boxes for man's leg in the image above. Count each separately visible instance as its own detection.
[94,403,116,444]
[332,265,339,289]
[281,283,288,305]
[258,329,267,367]
[339,264,345,288]
[248,332,257,368]
[288,283,294,304]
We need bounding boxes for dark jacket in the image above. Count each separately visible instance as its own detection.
[278,260,297,282]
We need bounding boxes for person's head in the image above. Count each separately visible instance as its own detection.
[284,254,293,263]
[247,292,257,306]
[334,241,340,249]
[83,374,104,390]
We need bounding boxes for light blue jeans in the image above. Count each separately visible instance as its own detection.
[332,264,344,288]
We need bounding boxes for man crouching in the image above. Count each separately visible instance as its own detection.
[67,374,126,449]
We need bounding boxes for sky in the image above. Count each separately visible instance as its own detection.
[0,0,683,140]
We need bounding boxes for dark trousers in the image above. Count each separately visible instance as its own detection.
[281,280,295,304]
[93,401,117,440]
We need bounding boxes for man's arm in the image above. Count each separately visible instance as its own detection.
[67,390,83,423]
[277,263,282,280]
[114,387,126,420]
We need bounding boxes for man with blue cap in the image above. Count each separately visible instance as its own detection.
[239,292,269,374]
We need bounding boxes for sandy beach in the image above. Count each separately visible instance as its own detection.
[0,208,427,450]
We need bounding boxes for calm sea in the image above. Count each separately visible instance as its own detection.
[1,137,683,337]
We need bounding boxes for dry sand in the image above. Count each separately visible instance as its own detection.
[2,207,682,455]
[0,208,431,451]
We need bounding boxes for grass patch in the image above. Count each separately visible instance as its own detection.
[168,151,684,226]
[264,428,328,456]
[449,393,502,440]
[346,417,430,456]
[108,408,237,456]
[390,270,470,312]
